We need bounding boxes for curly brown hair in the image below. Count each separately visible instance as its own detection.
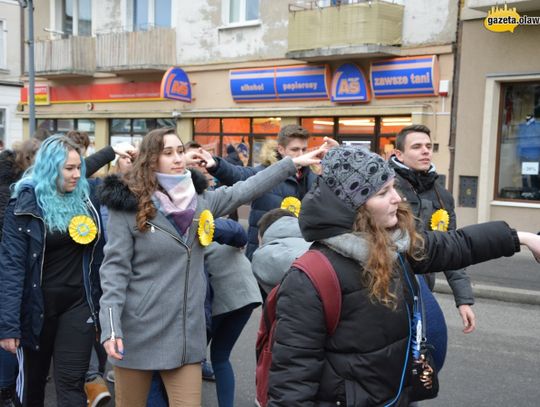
[353,202,424,309]
[125,127,179,232]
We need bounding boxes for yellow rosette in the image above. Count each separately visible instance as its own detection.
[68,215,97,244]
[281,196,301,217]
[198,209,215,247]
[430,209,450,232]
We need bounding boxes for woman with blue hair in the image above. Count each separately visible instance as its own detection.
[0,135,105,406]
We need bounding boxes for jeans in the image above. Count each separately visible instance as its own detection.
[0,349,18,388]
[210,304,256,407]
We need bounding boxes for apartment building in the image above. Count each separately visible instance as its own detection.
[21,0,457,176]
[453,0,540,230]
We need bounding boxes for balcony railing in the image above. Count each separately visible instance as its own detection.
[287,0,404,60]
[96,27,176,73]
[34,36,96,77]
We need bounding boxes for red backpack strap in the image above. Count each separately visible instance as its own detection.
[292,250,342,335]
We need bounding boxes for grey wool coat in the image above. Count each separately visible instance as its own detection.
[98,158,297,370]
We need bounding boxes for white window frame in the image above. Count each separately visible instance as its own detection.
[0,20,6,70]
[50,0,92,38]
[125,0,172,32]
[221,0,261,28]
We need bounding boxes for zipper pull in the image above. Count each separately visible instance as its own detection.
[150,225,155,233]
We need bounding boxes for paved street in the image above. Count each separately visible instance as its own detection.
[43,293,540,407]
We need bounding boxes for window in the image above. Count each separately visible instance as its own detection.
[225,0,260,25]
[496,82,540,201]
[109,118,175,147]
[133,0,171,31]
[37,118,95,154]
[193,117,280,166]
[0,20,6,69]
[62,0,92,37]
[301,116,411,156]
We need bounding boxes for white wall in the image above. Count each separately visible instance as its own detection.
[402,0,458,46]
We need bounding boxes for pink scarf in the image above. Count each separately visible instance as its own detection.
[154,171,197,235]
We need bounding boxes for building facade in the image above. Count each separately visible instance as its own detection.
[0,0,23,147]
[454,0,540,231]
[21,0,457,179]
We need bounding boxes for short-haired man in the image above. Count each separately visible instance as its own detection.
[389,124,476,334]
[203,124,316,259]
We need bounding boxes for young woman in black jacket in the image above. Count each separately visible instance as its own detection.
[267,146,540,406]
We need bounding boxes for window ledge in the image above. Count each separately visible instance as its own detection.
[218,20,262,31]
[491,200,540,209]
[0,68,9,74]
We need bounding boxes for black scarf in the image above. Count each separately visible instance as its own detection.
[393,162,438,194]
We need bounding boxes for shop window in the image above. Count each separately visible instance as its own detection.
[132,0,171,31]
[302,118,335,136]
[109,118,175,147]
[338,117,375,135]
[62,0,91,37]
[224,0,260,25]
[496,82,540,201]
[193,117,280,166]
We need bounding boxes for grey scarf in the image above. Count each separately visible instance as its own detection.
[320,229,410,266]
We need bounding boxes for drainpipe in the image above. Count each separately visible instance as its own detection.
[447,2,463,195]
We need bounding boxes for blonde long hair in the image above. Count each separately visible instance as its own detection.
[353,202,424,309]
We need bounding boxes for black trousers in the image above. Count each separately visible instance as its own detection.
[23,301,94,407]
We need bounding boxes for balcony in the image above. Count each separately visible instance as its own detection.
[467,0,540,12]
[96,27,177,73]
[287,0,403,61]
[34,36,96,77]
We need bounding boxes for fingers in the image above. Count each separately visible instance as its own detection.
[459,306,476,334]
[104,338,124,360]
[0,339,18,354]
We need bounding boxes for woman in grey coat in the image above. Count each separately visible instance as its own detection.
[97,127,325,407]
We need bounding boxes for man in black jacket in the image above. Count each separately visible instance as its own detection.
[389,124,476,334]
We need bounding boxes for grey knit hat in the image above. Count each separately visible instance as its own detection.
[321,146,395,210]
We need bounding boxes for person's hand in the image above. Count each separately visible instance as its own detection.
[0,338,20,354]
[458,304,476,334]
[104,338,124,360]
[517,232,540,262]
[113,143,137,160]
[292,145,327,168]
[185,148,216,169]
[323,137,339,149]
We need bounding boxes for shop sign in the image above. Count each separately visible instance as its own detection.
[230,64,330,102]
[21,82,162,104]
[370,56,439,98]
[34,85,50,105]
[331,63,370,103]
[160,67,192,102]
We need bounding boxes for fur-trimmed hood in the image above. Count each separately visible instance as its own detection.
[0,150,23,187]
[98,168,209,211]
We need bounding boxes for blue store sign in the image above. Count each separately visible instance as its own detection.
[331,63,370,103]
[160,67,192,102]
[370,56,439,98]
[230,65,330,102]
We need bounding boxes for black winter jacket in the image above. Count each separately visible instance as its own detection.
[389,156,474,307]
[268,177,519,406]
[207,157,316,260]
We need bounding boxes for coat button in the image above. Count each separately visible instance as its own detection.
[18,227,22,231]
[35,345,40,350]
[39,313,43,318]
[33,253,37,258]
[27,229,31,233]
[33,283,37,288]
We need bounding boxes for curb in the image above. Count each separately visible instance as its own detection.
[434,278,540,306]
